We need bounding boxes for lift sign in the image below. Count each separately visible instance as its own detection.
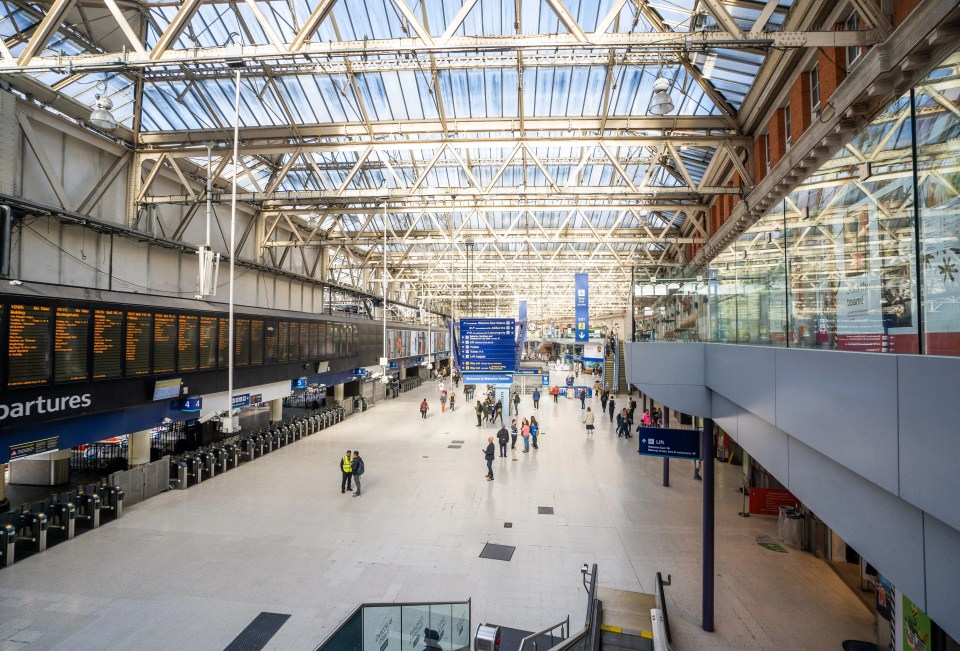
[638,427,701,460]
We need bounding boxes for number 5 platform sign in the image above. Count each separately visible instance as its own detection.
[638,427,701,460]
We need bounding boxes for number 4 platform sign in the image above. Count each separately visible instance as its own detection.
[638,427,702,460]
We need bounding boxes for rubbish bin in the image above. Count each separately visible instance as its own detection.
[778,505,803,547]
[475,624,500,651]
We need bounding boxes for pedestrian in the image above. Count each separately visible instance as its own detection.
[484,437,495,480]
[629,398,637,424]
[551,385,559,403]
[453,373,460,388]
[449,392,456,411]
[488,402,496,423]
[600,390,608,411]
[512,392,520,416]
[608,397,616,423]
[583,407,595,435]
[616,411,624,438]
[420,398,429,419]
[475,400,484,427]
[351,451,364,497]
[510,419,518,449]
[340,449,353,494]
[495,399,504,425]
[440,390,448,413]
[579,389,586,410]
[532,388,540,409]
[521,418,531,452]
[497,424,509,457]
[641,410,652,426]
[438,380,445,394]
[530,416,539,449]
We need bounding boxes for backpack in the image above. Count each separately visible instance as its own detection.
[356,459,365,475]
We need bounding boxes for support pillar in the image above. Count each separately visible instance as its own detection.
[333,383,345,406]
[662,406,670,487]
[702,418,716,632]
[269,398,283,423]
[399,365,407,380]
[128,430,151,467]
[0,463,7,512]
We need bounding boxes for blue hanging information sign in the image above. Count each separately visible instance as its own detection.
[637,427,702,460]
[459,318,516,372]
[575,273,589,342]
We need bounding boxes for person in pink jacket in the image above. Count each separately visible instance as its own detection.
[521,418,531,452]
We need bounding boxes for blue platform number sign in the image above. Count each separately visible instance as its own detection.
[575,273,589,342]
[291,377,307,389]
[638,427,701,460]
[542,374,550,387]
[179,397,202,412]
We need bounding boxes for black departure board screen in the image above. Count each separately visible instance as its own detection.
[278,321,289,361]
[289,321,299,360]
[55,306,90,382]
[264,321,277,363]
[251,320,264,366]
[125,311,152,376]
[178,315,198,372]
[199,316,217,370]
[8,303,52,387]
[300,322,309,359]
[235,319,250,367]
[93,309,123,380]
[317,322,327,356]
[153,313,176,374]
[218,317,229,367]
[309,322,318,358]
[326,323,333,357]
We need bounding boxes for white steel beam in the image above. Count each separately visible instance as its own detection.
[16,0,77,66]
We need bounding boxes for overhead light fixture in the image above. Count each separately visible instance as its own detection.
[89,82,117,132]
[649,77,674,116]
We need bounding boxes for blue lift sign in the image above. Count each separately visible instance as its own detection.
[638,427,701,460]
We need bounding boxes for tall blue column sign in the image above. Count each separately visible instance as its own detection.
[575,273,589,342]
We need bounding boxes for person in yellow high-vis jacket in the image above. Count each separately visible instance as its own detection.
[340,450,353,494]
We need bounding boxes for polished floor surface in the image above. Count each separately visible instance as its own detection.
[0,374,875,650]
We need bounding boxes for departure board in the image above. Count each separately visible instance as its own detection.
[199,316,217,370]
[300,322,309,359]
[309,322,319,358]
[153,313,176,374]
[251,320,264,365]
[125,311,152,376]
[178,315,199,372]
[55,306,90,382]
[8,304,52,387]
[289,322,299,361]
[218,317,229,367]
[93,309,123,380]
[235,319,250,366]
[264,321,277,362]
[278,321,289,361]
[317,322,326,356]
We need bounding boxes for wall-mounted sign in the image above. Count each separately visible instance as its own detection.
[10,436,59,460]
[232,394,250,409]
[178,397,202,412]
[250,394,263,405]
[292,377,308,389]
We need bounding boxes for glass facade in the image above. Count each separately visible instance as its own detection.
[637,51,960,357]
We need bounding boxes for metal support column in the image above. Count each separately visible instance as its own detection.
[702,417,715,632]
[662,406,670,487]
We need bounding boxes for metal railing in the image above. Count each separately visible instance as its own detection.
[518,617,569,651]
[542,563,599,651]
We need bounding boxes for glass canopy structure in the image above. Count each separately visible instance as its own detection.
[0,0,879,320]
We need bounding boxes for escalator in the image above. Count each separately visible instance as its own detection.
[616,341,629,394]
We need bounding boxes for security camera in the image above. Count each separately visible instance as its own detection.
[195,294,203,300]
[581,564,589,575]
[9,280,23,286]
[162,417,173,425]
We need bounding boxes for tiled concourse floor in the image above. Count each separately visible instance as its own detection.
[0,374,875,650]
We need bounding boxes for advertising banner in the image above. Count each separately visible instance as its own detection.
[575,274,589,342]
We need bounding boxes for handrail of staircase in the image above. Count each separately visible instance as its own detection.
[517,616,569,651]
[655,572,673,648]
[543,563,600,651]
